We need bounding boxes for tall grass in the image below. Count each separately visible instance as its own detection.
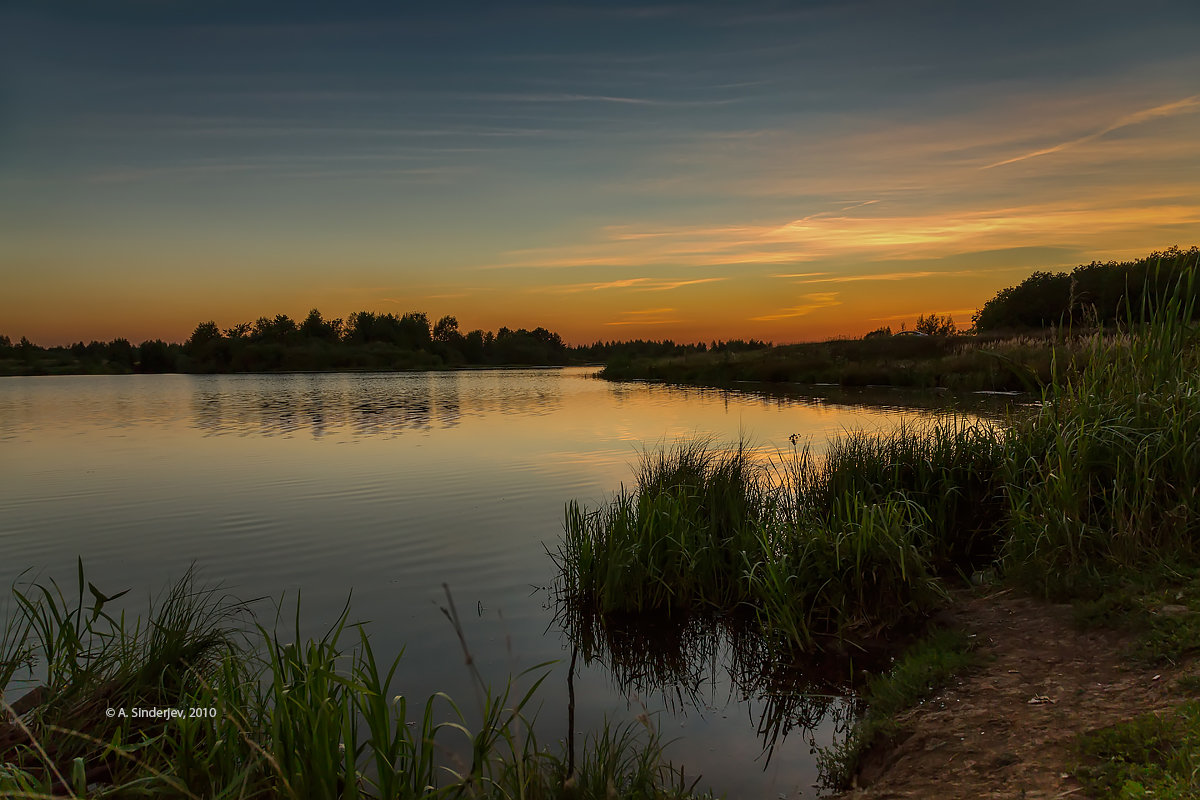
[1,570,714,799]
[554,422,1002,651]
[780,419,1009,574]
[1003,266,1200,595]
[557,438,769,617]
[558,257,1200,649]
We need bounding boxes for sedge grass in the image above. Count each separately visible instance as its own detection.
[1,571,715,799]
[554,421,999,652]
[1003,264,1200,595]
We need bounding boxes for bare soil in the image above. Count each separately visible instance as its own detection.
[834,588,1200,800]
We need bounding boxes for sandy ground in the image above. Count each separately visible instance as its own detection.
[833,589,1199,800]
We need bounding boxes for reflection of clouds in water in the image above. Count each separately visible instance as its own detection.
[191,370,566,438]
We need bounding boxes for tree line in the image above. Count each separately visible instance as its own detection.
[0,311,714,375]
[179,310,577,373]
[859,246,1198,340]
[971,246,1199,332]
[3,246,1197,374]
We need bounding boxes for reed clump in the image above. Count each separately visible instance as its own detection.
[1,567,712,799]
[558,439,770,617]
[555,422,1002,651]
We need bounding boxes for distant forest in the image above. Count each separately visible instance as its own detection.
[0,309,732,375]
[1,246,1195,376]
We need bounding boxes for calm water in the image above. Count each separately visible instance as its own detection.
[0,368,999,798]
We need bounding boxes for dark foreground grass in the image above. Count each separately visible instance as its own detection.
[1074,702,1200,799]
[1071,569,1200,667]
[815,627,977,789]
[0,565,713,799]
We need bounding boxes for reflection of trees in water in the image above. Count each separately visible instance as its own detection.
[612,379,1021,421]
[555,598,860,767]
[190,372,562,437]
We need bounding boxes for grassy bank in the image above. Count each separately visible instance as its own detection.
[599,328,1116,392]
[1067,573,1200,798]
[556,270,1200,787]
[815,627,977,787]
[559,270,1199,644]
[1074,702,1200,799]
[600,248,1200,393]
[0,566,712,799]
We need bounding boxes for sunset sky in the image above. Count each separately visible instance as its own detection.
[3,1,1199,346]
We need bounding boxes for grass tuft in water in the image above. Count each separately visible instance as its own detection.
[1,569,715,799]
[555,420,1003,651]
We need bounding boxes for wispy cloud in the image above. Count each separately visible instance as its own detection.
[789,269,981,284]
[770,201,1200,258]
[638,277,726,291]
[542,277,728,293]
[471,92,740,107]
[983,94,1200,169]
[604,307,682,326]
[750,293,842,321]
[477,92,659,105]
[492,195,1200,275]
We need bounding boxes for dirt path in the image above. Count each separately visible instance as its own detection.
[835,589,1199,800]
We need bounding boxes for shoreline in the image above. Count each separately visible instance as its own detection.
[833,586,1200,799]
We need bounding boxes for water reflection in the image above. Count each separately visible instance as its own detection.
[555,599,861,770]
[608,377,1024,420]
[1,368,1019,799]
[190,371,564,437]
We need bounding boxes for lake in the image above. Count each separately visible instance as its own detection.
[0,368,1002,798]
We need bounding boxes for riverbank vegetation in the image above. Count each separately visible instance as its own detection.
[5,248,1194,380]
[555,266,1200,788]
[814,628,977,787]
[0,565,711,799]
[554,420,1007,650]
[561,283,1199,627]
[1074,702,1200,800]
[601,246,1199,391]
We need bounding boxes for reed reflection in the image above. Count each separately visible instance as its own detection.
[555,599,860,767]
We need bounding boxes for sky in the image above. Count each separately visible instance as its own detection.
[2,1,1199,346]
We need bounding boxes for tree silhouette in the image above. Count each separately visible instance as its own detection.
[433,315,460,343]
[915,314,956,336]
[299,308,341,342]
